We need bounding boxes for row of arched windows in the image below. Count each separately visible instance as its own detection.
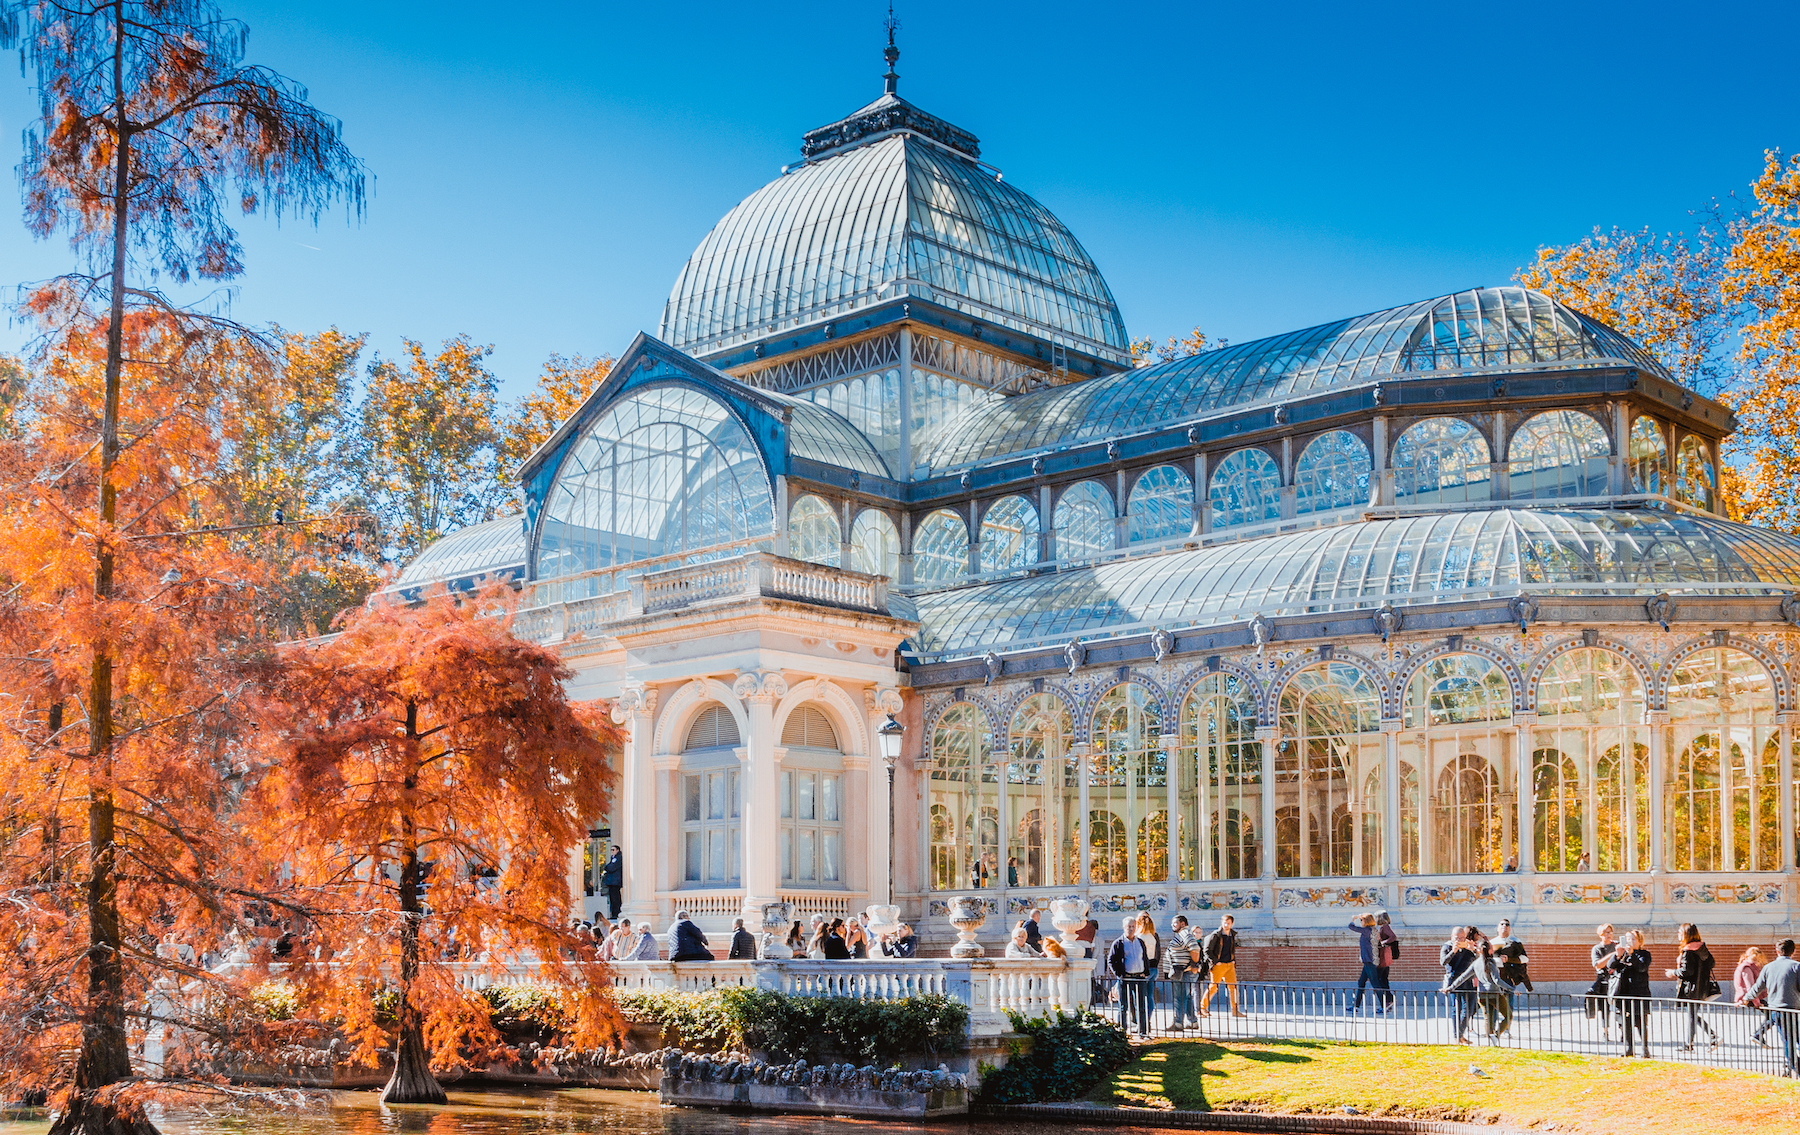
[927,647,1796,890]
[787,412,1718,586]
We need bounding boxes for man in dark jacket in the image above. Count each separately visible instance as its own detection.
[1740,938,1800,1076]
[669,910,712,961]
[600,846,623,919]
[883,923,919,958]
[1200,914,1242,1018]
[1023,908,1043,951]
[1106,916,1150,1036]
[1491,918,1533,991]
[727,917,757,959]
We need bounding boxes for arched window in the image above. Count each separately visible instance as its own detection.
[850,509,900,579]
[781,705,839,749]
[681,702,742,887]
[1628,417,1669,496]
[1277,663,1383,877]
[912,509,970,587]
[1054,481,1116,561]
[685,703,741,750]
[1181,672,1262,881]
[1128,464,1194,544]
[1087,811,1128,885]
[780,706,844,886]
[1138,812,1170,882]
[1401,654,1513,874]
[1391,417,1491,505]
[979,495,1040,573]
[928,703,993,890]
[1208,447,1281,531]
[1008,693,1076,888]
[1675,436,1716,512]
[1533,649,1649,871]
[1091,684,1164,884]
[1531,749,1583,872]
[1293,431,1371,516]
[1666,647,1778,871]
[788,494,841,565]
[537,385,775,600]
[1398,761,1420,875]
[1506,410,1610,500]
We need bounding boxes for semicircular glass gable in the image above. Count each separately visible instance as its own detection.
[534,384,775,597]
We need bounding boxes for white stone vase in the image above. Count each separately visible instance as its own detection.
[759,901,795,959]
[1049,897,1090,951]
[947,896,987,958]
[864,903,902,941]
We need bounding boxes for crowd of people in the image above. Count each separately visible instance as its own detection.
[569,910,923,962]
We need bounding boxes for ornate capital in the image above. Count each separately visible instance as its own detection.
[1645,710,1671,727]
[873,688,903,716]
[733,670,789,703]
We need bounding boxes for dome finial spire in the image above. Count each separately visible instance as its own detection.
[882,3,901,95]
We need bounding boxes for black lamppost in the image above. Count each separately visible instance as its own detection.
[878,713,904,905]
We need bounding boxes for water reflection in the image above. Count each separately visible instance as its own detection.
[0,1088,1218,1135]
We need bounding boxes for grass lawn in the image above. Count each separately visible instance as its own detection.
[1085,1039,1800,1135]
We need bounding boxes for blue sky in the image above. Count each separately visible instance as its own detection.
[4,1,1798,397]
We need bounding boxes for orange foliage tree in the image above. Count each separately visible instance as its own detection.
[250,586,622,1104]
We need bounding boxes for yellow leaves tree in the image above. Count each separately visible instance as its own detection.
[1130,326,1210,364]
[1722,152,1800,531]
[497,352,613,478]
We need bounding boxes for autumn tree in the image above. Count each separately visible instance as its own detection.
[251,585,621,1103]
[0,1,363,1128]
[496,352,613,480]
[1129,325,1210,364]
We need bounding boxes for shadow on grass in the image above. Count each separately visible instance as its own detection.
[1091,1041,1323,1112]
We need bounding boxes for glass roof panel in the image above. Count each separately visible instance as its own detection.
[764,390,893,477]
[395,517,527,588]
[910,509,1800,660]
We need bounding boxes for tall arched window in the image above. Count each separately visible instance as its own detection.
[1091,684,1164,884]
[1277,663,1383,877]
[1128,465,1194,544]
[1293,430,1371,517]
[912,509,970,587]
[979,495,1040,573]
[1403,654,1513,874]
[1531,749,1583,872]
[928,703,993,890]
[1008,693,1077,888]
[1533,649,1649,871]
[537,385,775,600]
[1675,436,1716,512]
[1391,417,1491,505]
[850,508,899,579]
[1629,417,1670,496]
[787,494,841,565]
[1087,811,1128,885]
[1181,672,1262,881]
[1506,410,1610,500]
[1398,761,1420,874]
[680,702,743,887]
[1054,481,1116,561]
[1666,647,1778,871]
[1209,447,1281,531]
[780,706,844,886]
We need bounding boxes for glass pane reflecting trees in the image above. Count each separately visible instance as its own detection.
[913,509,970,587]
[1129,465,1194,543]
[1629,417,1669,496]
[1090,684,1164,883]
[1403,654,1512,874]
[1507,410,1611,500]
[1008,693,1077,887]
[850,508,899,578]
[1276,663,1383,877]
[1391,417,1491,505]
[1532,649,1649,872]
[1209,448,1281,531]
[788,494,840,565]
[1055,481,1116,561]
[980,495,1040,572]
[1181,673,1261,880]
[1676,436,1716,512]
[928,703,994,890]
[1665,648,1779,871]
[1293,431,1371,516]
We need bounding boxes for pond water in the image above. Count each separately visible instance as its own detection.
[0,1087,1222,1135]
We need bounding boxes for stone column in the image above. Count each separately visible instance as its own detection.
[1038,484,1054,563]
[1162,732,1182,884]
[1490,414,1510,502]
[735,670,789,919]
[994,745,1012,895]
[1255,726,1280,883]
[1372,416,1391,507]
[615,686,660,923]
[1194,451,1210,537]
[1514,715,1535,876]
[773,474,791,557]
[1115,468,1131,549]
[840,498,854,571]
[1074,742,1092,886]
[1780,711,1797,873]
[652,752,681,923]
[1382,718,1403,881]
[1646,710,1669,874]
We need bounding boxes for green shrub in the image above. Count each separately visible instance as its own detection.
[481,984,569,1031]
[719,989,967,1064]
[974,1010,1131,1104]
[249,981,299,1022]
[613,990,741,1051]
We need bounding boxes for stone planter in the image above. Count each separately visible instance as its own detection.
[946,897,987,958]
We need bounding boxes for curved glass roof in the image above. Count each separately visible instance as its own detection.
[659,131,1129,361]
[394,517,528,590]
[914,287,1670,475]
[911,509,1800,660]
[766,389,892,477]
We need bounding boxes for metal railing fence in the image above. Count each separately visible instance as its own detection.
[1086,977,1800,1078]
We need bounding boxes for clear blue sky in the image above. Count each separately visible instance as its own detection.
[4,1,1798,397]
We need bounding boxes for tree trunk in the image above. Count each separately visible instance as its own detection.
[54,7,145,1134]
[379,701,446,1106]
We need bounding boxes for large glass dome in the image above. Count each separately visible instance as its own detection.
[659,94,1130,363]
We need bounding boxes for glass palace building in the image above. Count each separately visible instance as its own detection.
[400,55,1800,956]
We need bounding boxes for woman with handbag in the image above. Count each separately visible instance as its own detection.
[1666,922,1720,1050]
[1606,929,1654,1057]
[1587,924,1619,1037]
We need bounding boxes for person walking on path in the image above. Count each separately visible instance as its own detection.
[669,910,713,961]
[1739,938,1800,1077]
[1606,929,1654,1057]
[1667,922,1720,1050]
[1474,935,1514,1040]
[1107,916,1151,1037]
[1441,926,1480,1044]
[728,917,757,959]
[600,845,624,920]
[1349,914,1385,1015]
[1587,923,1619,1036]
[1375,911,1398,1013]
[1736,946,1776,1047]
[1491,919,1532,992]
[1199,914,1244,1018]
[1167,915,1202,1030]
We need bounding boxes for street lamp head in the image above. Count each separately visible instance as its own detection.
[878,713,904,765]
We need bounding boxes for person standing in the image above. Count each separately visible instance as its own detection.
[1107,916,1150,1037]
[1606,929,1654,1057]
[1587,923,1619,1036]
[600,845,624,920]
[1167,915,1202,1030]
[1739,938,1800,1077]
[1007,856,1020,887]
[1374,910,1398,1014]
[1200,914,1243,1018]
[1077,917,1099,959]
[823,918,851,960]
[1667,922,1720,1050]
[1474,935,1513,1040]
[1440,927,1480,1044]
[1491,919,1532,993]
[845,916,869,959]
[1135,912,1162,1029]
[728,917,757,960]
[1349,914,1381,1015]
[1736,946,1775,1047]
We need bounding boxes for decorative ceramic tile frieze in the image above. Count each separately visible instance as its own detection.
[1005,894,1081,915]
[1668,882,1784,905]
[1087,892,1170,914]
[1535,882,1649,904]
[1403,883,1517,906]
[1277,885,1386,909]
[1179,889,1263,912]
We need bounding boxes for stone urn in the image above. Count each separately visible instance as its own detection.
[946,896,988,958]
[864,903,902,942]
[1049,897,1090,952]
[759,901,795,959]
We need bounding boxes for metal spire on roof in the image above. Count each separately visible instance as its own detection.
[882,4,901,95]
